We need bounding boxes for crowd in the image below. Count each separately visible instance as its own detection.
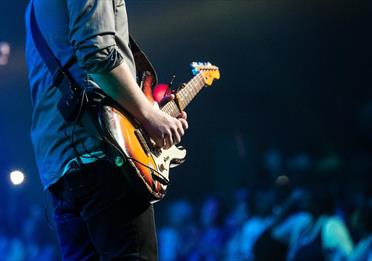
[0,199,59,261]
[0,159,370,261]
[158,186,372,261]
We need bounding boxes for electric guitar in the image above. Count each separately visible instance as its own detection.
[98,62,220,202]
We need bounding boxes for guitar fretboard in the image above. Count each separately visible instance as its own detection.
[161,73,205,117]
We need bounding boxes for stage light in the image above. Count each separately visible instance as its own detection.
[10,170,25,185]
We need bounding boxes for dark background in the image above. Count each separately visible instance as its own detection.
[0,0,371,258]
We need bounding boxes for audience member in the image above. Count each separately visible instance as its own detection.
[287,189,354,261]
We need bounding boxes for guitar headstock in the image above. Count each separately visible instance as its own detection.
[191,62,220,87]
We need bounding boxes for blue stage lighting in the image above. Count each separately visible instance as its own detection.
[9,170,25,185]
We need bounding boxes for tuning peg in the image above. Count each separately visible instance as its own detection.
[191,63,199,75]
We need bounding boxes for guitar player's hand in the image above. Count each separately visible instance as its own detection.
[142,108,188,149]
[158,93,188,129]
[159,93,189,134]
[141,94,188,149]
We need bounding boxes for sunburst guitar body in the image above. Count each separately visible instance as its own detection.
[99,63,220,203]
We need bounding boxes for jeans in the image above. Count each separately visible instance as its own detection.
[49,160,158,260]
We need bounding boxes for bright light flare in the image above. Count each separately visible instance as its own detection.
[10,170,25,185]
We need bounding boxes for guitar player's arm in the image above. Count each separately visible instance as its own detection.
[91,62,188,149]
[66,0,187,148]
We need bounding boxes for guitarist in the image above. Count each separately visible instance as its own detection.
[25,0,188,260]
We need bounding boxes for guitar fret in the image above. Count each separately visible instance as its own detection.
[178,73,205,110]
[183,87,190,108]
[171,102,180,117]
[161,100,180,117]
[185,74,200,107]
[161,72,206,116]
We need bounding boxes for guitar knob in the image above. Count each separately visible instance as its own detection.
[114,156,124,167]
[159,164,166,172]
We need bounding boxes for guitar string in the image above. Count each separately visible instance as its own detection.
[178,72,204,109]
[185,73,203,107]
[162,72,203,116]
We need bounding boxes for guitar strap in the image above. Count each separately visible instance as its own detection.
[29,3,158,122]
[129,36,158,87]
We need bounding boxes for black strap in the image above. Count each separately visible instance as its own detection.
[30,5,61,75]
[129,37,158,86]
[30,3,76,96]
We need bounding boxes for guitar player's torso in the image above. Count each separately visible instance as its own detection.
[26,0,163,259]
[26,0,136,189]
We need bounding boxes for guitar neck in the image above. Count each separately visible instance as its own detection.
[161,73,205,117]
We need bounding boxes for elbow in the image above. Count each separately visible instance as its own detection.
[74,34,124,73]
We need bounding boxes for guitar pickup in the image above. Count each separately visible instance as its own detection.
[134,129,151,155]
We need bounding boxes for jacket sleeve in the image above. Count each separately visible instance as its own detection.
[66,0,124,73]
